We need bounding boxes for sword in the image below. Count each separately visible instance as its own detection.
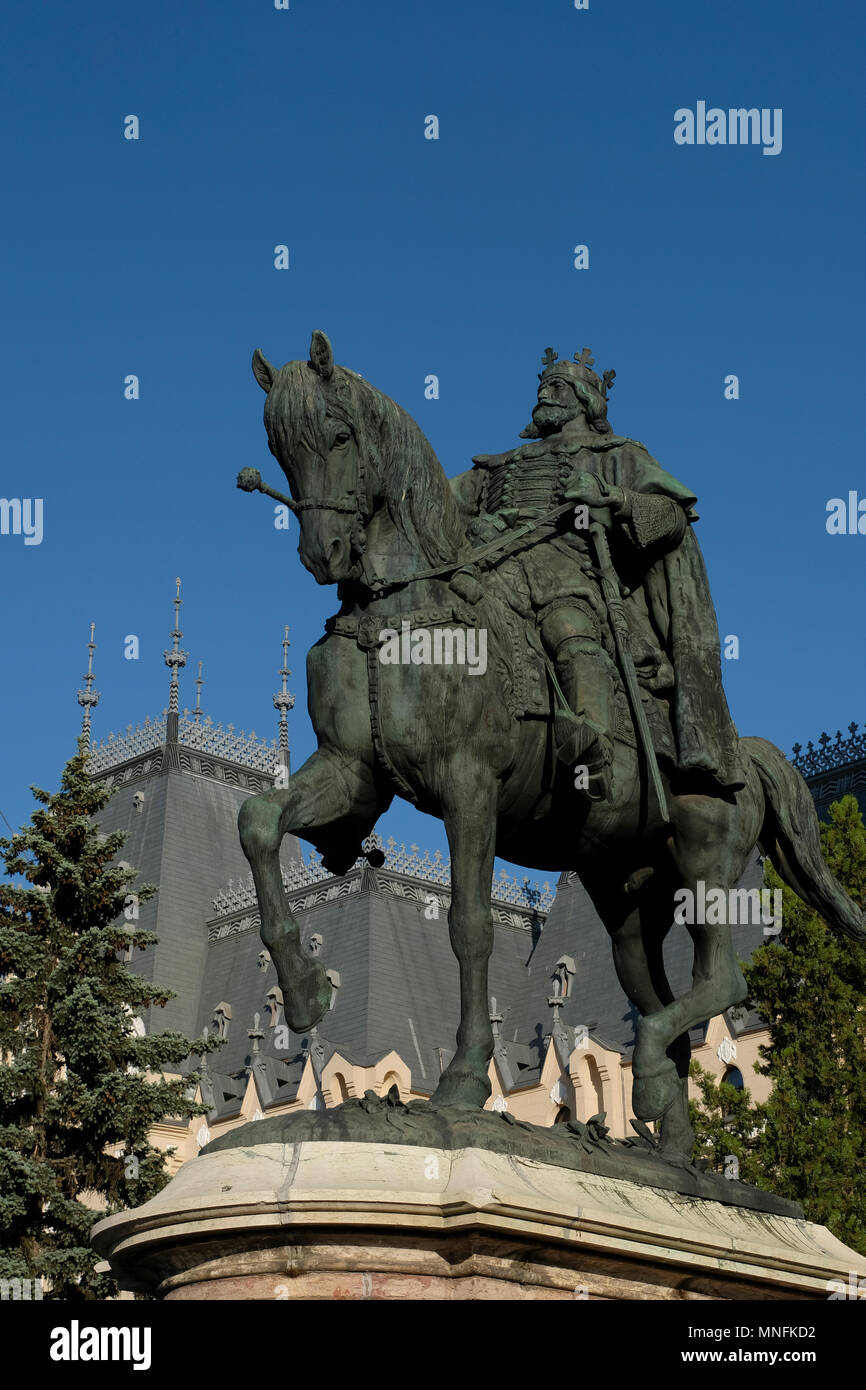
[588,518,670,824]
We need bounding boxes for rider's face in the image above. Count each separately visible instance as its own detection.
[532,378,582,436]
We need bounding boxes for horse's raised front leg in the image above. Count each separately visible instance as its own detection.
[431,765,498,1110]
[238,746,384,1032]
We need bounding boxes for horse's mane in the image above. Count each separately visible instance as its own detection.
[264,361,468,569]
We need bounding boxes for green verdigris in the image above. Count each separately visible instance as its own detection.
[236,330,864,1161]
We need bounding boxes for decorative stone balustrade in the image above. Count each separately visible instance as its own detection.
[88,713,279,775]
[211,832,553,917]
[176,716,278,772]
[791,723,866,778]
[88,717,165,772]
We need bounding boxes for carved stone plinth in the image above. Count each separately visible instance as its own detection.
[93,1140,866,1301]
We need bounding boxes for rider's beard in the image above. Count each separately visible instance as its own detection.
[522,402,572,438]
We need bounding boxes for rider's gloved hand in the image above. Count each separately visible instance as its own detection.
[563,471,631,521]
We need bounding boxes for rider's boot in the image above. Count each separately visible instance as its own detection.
[553,644,615,802]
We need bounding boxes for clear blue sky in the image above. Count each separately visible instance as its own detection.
[2,0,865,873]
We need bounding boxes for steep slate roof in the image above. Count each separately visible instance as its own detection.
[91,713,300,1039]
[196,865,537,1093]
[192,839,775,1112]
[508,854,770,1058]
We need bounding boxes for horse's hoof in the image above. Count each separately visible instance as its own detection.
[431,1067,490,1111]
[657,1114,695,1162]
[631,1066,680,1124]
[282,960,332,1033]
[632,1013,676,1080]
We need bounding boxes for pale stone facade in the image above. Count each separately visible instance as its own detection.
[148,1012,772,1178]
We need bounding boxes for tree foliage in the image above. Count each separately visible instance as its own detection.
[690,794,866,1255]
[0,739,219,1298]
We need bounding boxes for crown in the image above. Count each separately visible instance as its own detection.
[538,346,616,400]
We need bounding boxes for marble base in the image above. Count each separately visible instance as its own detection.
[92,1141,866,1301]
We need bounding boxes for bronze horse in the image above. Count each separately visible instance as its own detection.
[237,330,864,1158]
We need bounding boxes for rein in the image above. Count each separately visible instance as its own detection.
[236,468,577,596]
[366,498,578,596]
[285,497,359,515]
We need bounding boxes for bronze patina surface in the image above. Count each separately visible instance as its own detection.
[235,331,864,1167]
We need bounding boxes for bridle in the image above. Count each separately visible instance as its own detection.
[237,463,578,600]
[280,496,361,516]
[237,443,376,580]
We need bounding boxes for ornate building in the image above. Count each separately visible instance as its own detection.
[791,726,866,822]
[79,585,857,1173]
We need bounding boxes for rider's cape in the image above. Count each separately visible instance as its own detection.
[596,434,743,789]
[465,431,744,790]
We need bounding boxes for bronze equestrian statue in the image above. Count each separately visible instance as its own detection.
[451,345,743,805]
[236,330,864,1160]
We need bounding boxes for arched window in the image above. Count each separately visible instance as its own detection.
[723,1066,744,1090]
[332,1073,350,1103]
[381,1071,402,1099]
[586,1055,605,1114]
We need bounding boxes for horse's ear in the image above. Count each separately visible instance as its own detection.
[252,348,277,393]
[308,330,334,381]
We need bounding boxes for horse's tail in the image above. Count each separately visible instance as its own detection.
[744,735,866,943]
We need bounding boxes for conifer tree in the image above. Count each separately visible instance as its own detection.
[0,738,219,1299]
[690,794,866,1255]
[687,1060,767,1188]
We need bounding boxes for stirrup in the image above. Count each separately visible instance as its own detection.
[555,714,613,801]
[584,751,613,803]
[554,711,606,767]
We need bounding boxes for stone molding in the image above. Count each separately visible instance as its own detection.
[93,1141,866,1301]
[89,713,279,778]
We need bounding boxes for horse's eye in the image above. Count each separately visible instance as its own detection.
[333,431,351,447]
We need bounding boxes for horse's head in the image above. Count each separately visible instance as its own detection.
[251,331,372,584]
[251,331,467,588]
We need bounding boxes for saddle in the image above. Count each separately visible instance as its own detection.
[448,565,678,768]
[323,566,678,774]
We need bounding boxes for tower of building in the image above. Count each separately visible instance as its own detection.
[84,582,301,1038]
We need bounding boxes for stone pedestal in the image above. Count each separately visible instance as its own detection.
[93,1140,866,1300]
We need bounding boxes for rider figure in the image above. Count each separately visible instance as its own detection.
[451,347,744,801]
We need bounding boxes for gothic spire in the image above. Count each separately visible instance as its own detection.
[273,624,295,779]
[194,659,204,724]
[163,576,188,745]
[77,622,100,748]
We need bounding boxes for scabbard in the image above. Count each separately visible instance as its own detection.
[589,522,670,823]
